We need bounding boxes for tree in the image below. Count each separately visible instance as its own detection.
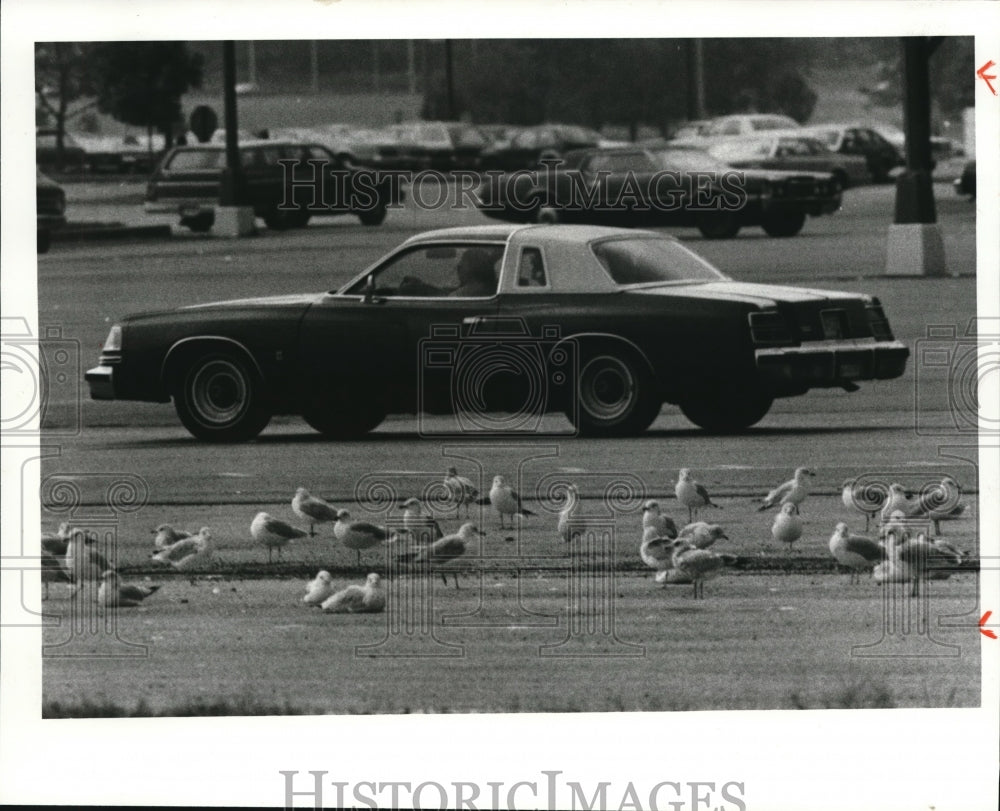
[34,43,98,169]
[91,42,203,149]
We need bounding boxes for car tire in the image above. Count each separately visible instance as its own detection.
[679,381,773,433]
[572,350,661,437]
[302,401,386,439]
[173,352,271,442]
[535,205,561,225]
[358,203,388,226]
[37,229,51,254]
[183,213,215,233]
[263,208,296,230]
[697,213,741,239]
[761,210,806,238]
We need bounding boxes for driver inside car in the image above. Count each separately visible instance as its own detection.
[450,247,500,297]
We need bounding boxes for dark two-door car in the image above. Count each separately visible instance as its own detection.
[475,144,842,238]
[85,225,909,441]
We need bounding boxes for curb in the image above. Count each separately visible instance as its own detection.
[52,222,172,243]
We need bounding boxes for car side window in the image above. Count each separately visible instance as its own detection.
[517,248,547,287]
[346,244,503,298]
[720,121,742,135]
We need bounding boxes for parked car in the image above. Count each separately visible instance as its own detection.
[870,123,954,162]
[669,119,713,140]
[480,124,625,172]
[35,129,87,171]
[36,168,66,254]
[380,121,491,171]
[73,133,166,174]
[85,224,908,440]
[144,140,398,231]
[954,160,975,199]
[704,133,870,188]
[474,144,842,238]
[801,124,904,183]
[699,114,802,139]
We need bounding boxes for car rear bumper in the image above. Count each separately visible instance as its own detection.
[755,339,909,386]
[85,364,117,400]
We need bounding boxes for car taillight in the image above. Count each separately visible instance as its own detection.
[102,325,122,353]
[748,310,792,346]
[866,301,894,341]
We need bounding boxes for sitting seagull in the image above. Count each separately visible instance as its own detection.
[642,500,678,539]
[321,573,386,614]
[557,484,590,543]
[677,521,728,549]
[98,570,161,608]
[640,526,677,584]
[828,522,886,583]
[334,510,400,566]
[151,523,192,551]
[292,487,339,536]
[770,503,803,553]
[882,528,957,597]
[758,467,815,512]
[444,467,479,518]
[302,570,337,607]
[400,497,444,545]
[42,547,72,600]
[667,539,737,600]
[841,478,884,532]
[42,522,72,554]
[397,522,484,589]
[489,475,535,529]
[151,527,213,571]
[251,512,308,563]
[674,468,721,522]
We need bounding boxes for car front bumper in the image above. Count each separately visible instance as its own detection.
[755,339,909,386]
[85,364,116,400]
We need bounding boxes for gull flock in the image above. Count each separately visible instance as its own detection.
[39,467,971,612]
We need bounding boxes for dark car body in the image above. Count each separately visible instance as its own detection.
[378,121,490,171]
[36,169,66,254]
[954,160,975,199]
[802,124,905,183]
[704,133,870,188]
[85,224,908,441]
[35,129,87,172]
[475,144,841,238]
[145,140,398,231]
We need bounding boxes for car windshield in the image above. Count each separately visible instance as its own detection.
[751,116,800,131]
[591,236,727,285]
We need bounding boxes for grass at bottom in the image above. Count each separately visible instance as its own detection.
[41,572,980,716]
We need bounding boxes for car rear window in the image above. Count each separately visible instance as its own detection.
[165,150,226,170]
[592,236,727,285]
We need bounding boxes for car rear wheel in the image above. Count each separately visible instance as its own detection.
[302,401,386,439]
[679,381,773,433]
[697,213,741,239]
[173,353,271,442]
[761,210,806,238]
[358,203,387,226]
[182,213,215,233]
[572,351,661,437]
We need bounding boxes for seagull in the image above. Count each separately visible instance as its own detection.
[677,521,727,549]
[667,539,737,599]
[321,573,386,613]
[397,522,484,588]
[400,497,444,545]
[42,522,72,552]
[880,483,922,523]
[41,548,71,600]
[334,509,400,566]
[770,503,803,553]
[292,487,339,536]
[64,528,110,594]
[841,478,884,532]
[151,527,213,570]
[302,570,337,607]
[828,522,886,583]
[98,570,162,608]
[489,475,535,529]
[642,500,678,539]
[251,512,308,563]
[915,476,966,534]
[758,467,815,512]
[884,529,943,597]
[674,469,721,522]
[557,484,591,543]
[151,523,192,551]
[444,467,479,518]
[640,525,676,584]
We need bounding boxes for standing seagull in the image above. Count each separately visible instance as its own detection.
[828,522,886,583]
[678,521,728,550]
[251,512,308,563]
[302,570,337,607]
[915,476,966,534]
[152,527,213,571]
[397,522,484,588]
[642,500,678,539]
[667,539,737,600]
[151,524,192,551]
[674,469,721,522]
[321,573,386,613]
[885,529,940,598]
[758,467,815,512]
[557,484,590,543]
[98,571,161,608]
[444,467,479,519]
[400,497,444,545]
[334,510,399,566]
[292,487,339,536]
[841,478,883,532]
[770,503,803,553]
[640,525,677,584]
[489,475,535,529]
[880,483,921,523]
[64,529,111,595]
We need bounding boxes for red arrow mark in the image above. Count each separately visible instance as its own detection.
[977,60,997,95]
[979,611,997,639]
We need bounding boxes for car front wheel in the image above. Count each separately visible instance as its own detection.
[572,352,661,437]
[173,353,271,442]
[761,210,806,237]
[358,203,387,226]
[697,213,741,239]
[679,382,773,433]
